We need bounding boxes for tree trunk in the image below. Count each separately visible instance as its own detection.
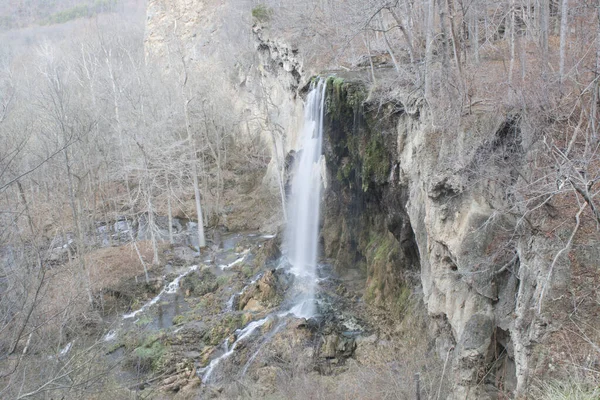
[539,0,549,66]
[508,0,516,87]
[167,176,174,244]
[379,15,401,74]
[446,0,464,93]
[64,149,93,305]
[184,98,206,250]
[387,7,419,80]
[559,0,569,83]
[147,198,159,265]
[471,7,480,63]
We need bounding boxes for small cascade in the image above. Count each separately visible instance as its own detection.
[284,78,327,318]
[103,330,117,342]
[225,272,262,312]
[200,317,270,383]
[59,341,72,357]
[218,249,249,270]
[240,320,287,377]
[225,294,236,312]
[123,265,198,320]
[200,299,309,384]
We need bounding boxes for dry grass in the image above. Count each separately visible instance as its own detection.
[86,240,164,291]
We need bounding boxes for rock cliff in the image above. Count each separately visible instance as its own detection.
[319,77,593,398]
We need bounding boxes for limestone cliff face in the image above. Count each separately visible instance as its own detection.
[320,78,577,398]
[144,0,307,229]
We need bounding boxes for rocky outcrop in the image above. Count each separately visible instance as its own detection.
[237,269,292,312]
[319,77,578,398]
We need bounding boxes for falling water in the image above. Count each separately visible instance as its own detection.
[198,81,328,384]
[285,78,327,318]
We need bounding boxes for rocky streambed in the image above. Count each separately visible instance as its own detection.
[91,230,374,398]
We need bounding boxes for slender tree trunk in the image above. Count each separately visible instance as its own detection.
[17,181,34,236]
[509,0,516,88]
[379,15,400,74]
[539,0,549,67]
[446,0,464,94]
[127,221,150,283]
[64,149,93,305]
[147,197,159,265]
[184,98,206,249]
[559,0,569,83]
[471,7,480,63]
[364,32,377,84]
[593,1,600,140]
[178,50,207,250]
[167,176,174,244]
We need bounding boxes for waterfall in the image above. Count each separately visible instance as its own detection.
[285,78,327,318]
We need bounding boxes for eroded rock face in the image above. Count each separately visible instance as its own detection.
[237,269,292,312]
[320,79,572,398]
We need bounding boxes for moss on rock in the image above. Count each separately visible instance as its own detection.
[321,77,418,311]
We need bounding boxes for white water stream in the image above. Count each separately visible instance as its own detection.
[122,265,198,320]
[200,300,315,383]
[200,316,270,383]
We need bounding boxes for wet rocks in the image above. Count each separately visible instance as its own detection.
[253,237,281,268]
[237,269,292,312]
[180,269,219,297]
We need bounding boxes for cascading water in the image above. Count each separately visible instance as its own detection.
[284,78,327,318]
[197,80,329,384]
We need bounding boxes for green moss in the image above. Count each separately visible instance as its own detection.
[172,314,186,325]
[216,275,230,287]
[366,231,394,262]
[336,160,353,183]
[203,314,245,346]
[241,265,254,278]
[132,340,166,373]
[392,285,411,318]
[362,135,389,192]
[180,270,218,296]
[325,78,364,122]
[364,232,399,303]
[332,77,345,98]
[252,4,273,23]
[122,331,168,373]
